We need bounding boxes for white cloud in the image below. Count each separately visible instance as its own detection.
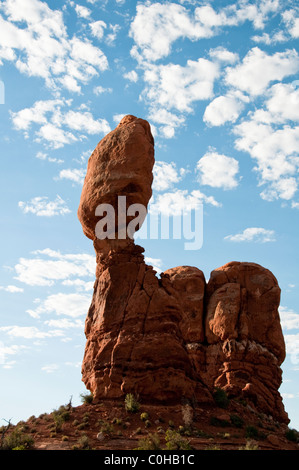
[224,227,276,243]
[44,318,84,329]
[14,250,95,287]
[144,257,163,274]
[0,285,24,293]
[282,9,299,39]
[203,92,248,126]
[130,1,281,62]
[0,0,109,92]
[149,189,221,216]
[234,118,299,201]
[280,306,299,331]
[93,85,112,95]
[153,161,185,192]
[142,59,219,114]
[41,364,59,373]
[18,195,70,217]
[209,46,239,64]
[284,333,299,364]
[58,168,86,185]
[0,325,64,339]
[36,151,64,164]
[148,108,186,139]
[27,292,91,319]
[123,70,138,83]
[11,99,110,148]
[264,83,299,123]
[75,4,91,19]
[0,343,28,368]
[62,279,94,291]
[196,151,240,189]
[225,47,299,96]
[90,20,107,40]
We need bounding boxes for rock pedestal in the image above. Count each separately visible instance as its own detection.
[78,115,288,423]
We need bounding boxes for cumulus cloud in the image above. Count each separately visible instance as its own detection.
[203,92,248,126]
[196,151,240,189]
[149,189,221,216]
[225,47,299,96]
[234,118,299,201]
[280,306,299,331]
[10,99,110,149]
[282,9,299,39]
[129,1,279,62]
[18,195,70,217]
[224,227,276,243]
[14,249,95,287]
[123,70,138,83]
[0,0,109,92]
[74,4,91,19]
[142,59,219,114]
[27,292,91,319]
[153,161,186,192]
[90,20,107,40]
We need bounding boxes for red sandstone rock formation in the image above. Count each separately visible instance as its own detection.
[78,115,289,423]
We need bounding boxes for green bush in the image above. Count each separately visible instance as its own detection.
[245,425,259,439]
[164,429,193,450]
[80,392,93,404]
[140,412,149,421]
[285,428,299,442]
[2,428,34,450]
[210,416,230,427]
[239,440,260,450]
[124,394,140,413]
[213,388,229,409]
[136,433,161,450]
[230,414,245,428]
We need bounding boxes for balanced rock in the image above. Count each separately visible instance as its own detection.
[78,115,289,423]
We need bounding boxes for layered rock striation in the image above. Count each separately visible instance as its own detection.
[78,115,288,423]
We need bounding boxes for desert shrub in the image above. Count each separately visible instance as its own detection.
[99,421,114,436]
[124,393,140,413]
[2,428,34,450]
[285,428,299,442]
[213,388,229,409]
[245,425,259,439]
[136,433,161,450]
[80,392,93,404]
[210,416,230,427]
[239,439,259,450]
[140,412,149,421]
[230,414,245,428]
[164,429,193,450]
[52,405,70,432]
[112,417,122,425]
[78,434,91,450]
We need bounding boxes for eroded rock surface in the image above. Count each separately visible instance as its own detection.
[78,115,288,423]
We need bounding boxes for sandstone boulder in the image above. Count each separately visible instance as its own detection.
[78,115,289,423]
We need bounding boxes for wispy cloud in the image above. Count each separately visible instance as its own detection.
[14,249,95,287]
[224,227,276,243]
[18,195,70,217]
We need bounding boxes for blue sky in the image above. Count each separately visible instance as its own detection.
[0,0,299,429]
